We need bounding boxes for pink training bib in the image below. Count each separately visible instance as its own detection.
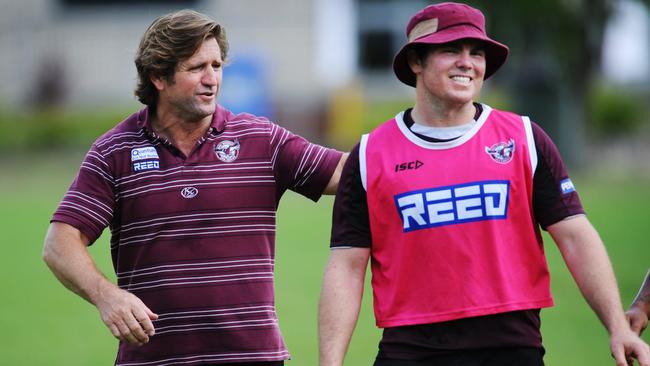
[361,105,553,328]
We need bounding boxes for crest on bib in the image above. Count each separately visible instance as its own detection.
[485,138,515,164]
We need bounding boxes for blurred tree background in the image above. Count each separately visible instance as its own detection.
[1,0,649,171]
[469,0,650,166]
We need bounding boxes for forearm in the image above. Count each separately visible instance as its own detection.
[549,216,627,333]
[42,222,115,306]
[43,222,158,345]
[550,216,650,364]
[318,248,369,366]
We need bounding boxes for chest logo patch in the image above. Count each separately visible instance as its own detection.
[131,147,160,172]
[181,186,199,199]
[214,139,240,163]
[133,160,160,172]
[485,138,515,164]
[131,147,159,161]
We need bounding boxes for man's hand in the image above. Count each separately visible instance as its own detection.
[627,302,649,337]
[95,282,158,346]
[609,328,650,366]
[546,217,649,365]
[627,269,650,337]
[43,222,158,346]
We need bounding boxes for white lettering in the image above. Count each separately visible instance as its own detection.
[425,190,454,223]
[133,160,160,172]
[483,183,507,216]
[397,194,427,230]
[396,181,510,231]
[454,186,482,220]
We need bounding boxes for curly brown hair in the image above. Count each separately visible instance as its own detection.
[134,9,229,106]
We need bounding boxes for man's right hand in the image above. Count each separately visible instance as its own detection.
[95,283,159,346]
[43,222,158,347]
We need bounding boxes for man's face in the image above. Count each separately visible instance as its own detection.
[411,40,486,107]
[155,37,223,122]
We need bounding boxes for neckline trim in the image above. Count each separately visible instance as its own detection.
[394,104,492,150]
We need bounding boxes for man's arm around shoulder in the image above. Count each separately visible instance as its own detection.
[319,246,370,366]
[548,215,650,366]
[43,222,158,346]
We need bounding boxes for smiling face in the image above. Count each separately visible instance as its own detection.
[408,39,486,108]
[152,37,223,122]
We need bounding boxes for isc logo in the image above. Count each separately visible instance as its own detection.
[395,180,509,232]
[395,160,424,172]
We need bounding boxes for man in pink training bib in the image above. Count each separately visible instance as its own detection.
[318,2,649,366]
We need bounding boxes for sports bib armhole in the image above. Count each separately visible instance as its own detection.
[359,134,369,191]
[522,116,538,176]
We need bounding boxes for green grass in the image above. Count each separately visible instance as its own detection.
[1,152,648,365]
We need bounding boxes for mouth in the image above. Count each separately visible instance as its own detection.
[450,75,472,84]
[197,91,215,100]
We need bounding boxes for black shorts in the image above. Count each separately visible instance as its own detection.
[374,347,544,366]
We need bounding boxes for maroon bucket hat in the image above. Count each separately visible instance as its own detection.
[393,2,509,87]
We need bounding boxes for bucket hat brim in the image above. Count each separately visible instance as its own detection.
[392,5,509,87]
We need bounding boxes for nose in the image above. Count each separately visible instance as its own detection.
[455,50,473,70]
[202,67,219,86]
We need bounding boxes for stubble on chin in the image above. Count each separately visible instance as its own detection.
[173,98,215,123]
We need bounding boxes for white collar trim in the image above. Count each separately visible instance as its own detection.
[394,104,492,150]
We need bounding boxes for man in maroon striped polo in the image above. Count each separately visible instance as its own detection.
[42,10,346,366]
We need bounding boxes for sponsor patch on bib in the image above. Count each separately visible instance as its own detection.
[395,180,510,232]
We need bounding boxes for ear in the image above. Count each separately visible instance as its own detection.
[406,49,423,75]
[150,73,166,91]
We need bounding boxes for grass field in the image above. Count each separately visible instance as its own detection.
[0,151,648,365]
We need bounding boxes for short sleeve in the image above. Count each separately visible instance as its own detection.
[51,143,116,244]
[531,122,585,229]
[270,123,342,202]
[330,143,372,248]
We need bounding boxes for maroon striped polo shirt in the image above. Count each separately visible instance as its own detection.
[52,105,342,366]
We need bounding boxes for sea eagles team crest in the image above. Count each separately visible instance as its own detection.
[214,139,240,162]
[485,138,515,164]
